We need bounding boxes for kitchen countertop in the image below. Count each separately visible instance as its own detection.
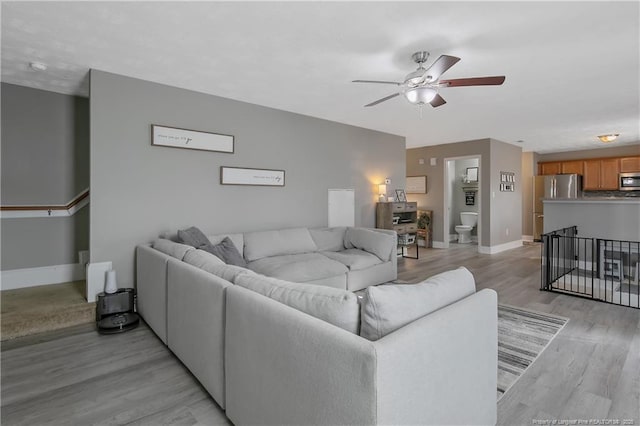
[543,197,640,204]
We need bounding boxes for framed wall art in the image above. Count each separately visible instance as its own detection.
[152,124,234,153]
[220,167,285,187]
[406,176,427,194]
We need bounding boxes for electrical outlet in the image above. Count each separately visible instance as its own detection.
[418,158,425,165]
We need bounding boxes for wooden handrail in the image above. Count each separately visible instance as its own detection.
[1,189,89,218]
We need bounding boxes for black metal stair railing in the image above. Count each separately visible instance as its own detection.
[541,226,639,309]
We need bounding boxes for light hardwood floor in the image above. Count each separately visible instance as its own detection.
[2,244,639,425]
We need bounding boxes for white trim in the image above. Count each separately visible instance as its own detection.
[1,263,85,290]
[432,241,447,249]
[522,235,534,242]
[479,240,524,254]
[1,189,89,219]
[86,261,112,303]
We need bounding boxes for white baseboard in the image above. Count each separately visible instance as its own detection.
[1,263,85,291]
[432,241,447,249]
[522,235,534,242]
[479,239,523,254]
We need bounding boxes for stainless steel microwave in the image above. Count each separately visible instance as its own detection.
[619,172,640,191]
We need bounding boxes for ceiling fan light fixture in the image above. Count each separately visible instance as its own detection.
[597,134,619,143]
[405,87,437,105]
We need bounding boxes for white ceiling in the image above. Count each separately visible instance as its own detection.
[2,1,639,154]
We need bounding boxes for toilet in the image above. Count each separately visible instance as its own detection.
[455,212,478,244]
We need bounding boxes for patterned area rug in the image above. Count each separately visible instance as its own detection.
[498,304,568,399]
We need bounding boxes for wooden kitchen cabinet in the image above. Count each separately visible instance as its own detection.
[561,160,584,175]
[620,156,640,172]
[583,158,620,190]
[539,161,562,175]
[600,158,620,189]
[583,160,600,190]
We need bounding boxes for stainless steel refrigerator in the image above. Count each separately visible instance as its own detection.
[532,174,582,240]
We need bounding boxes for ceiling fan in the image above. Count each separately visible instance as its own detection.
[353,51,505,108]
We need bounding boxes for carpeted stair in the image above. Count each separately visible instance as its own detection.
[1,281,95,341]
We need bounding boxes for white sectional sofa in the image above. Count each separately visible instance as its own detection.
[136,226,498,425]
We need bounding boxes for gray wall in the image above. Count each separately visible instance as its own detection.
[406,138,522,247]
[89,70,406,287]
[544,201,640,241]
[1,83,89,269]
[490,139,523,246]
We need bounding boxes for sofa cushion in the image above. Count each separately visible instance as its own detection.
[207,233,244,258]
[183,249,226,269]
[359,267,476,341]
[243,228,317,262]
[247,253,348,283]
[204,237,247,267]
[344,228,395,262]
[184,249,255,283]
[309,227,346,252]
[152,239,194,261]
[235,274,360,334]
[321,249,383,271]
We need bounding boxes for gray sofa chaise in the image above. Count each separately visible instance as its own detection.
[136,226,498,425]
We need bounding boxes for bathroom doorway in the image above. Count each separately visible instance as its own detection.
[443,155,481,251]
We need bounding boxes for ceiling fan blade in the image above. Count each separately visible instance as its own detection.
[365,92,400,107]
[430,94,447,108]
[352,79,402,85]
[421,55,461,82]
[441,76,506,87]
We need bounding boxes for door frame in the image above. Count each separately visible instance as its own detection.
[443,155,482,251]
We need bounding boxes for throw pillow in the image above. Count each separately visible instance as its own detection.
[359,267,476,341]
[203,236,247,267]
[177,227,246,267]
[177,226,211,248]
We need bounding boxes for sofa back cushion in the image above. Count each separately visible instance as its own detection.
[344,227,395,262]
[359,267,476,341]
[235,274,360,334]
[152,239,195,261]
[243,228,318,262]
[184,249,255,283]
[309,227,346,252]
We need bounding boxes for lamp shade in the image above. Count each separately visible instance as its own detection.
[378,184,387,195]
[405,87,437,105]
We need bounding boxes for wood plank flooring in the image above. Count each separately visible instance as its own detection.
[2,243,639,425]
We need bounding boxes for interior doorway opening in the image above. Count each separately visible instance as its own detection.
[443,155,481,252]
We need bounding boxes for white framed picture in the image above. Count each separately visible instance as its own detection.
[152,124,234,153]
[220,166,285,187]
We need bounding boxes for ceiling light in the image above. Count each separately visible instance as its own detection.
[405,87,437,105]
[597,134,619,143]
[29,62,47,71]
